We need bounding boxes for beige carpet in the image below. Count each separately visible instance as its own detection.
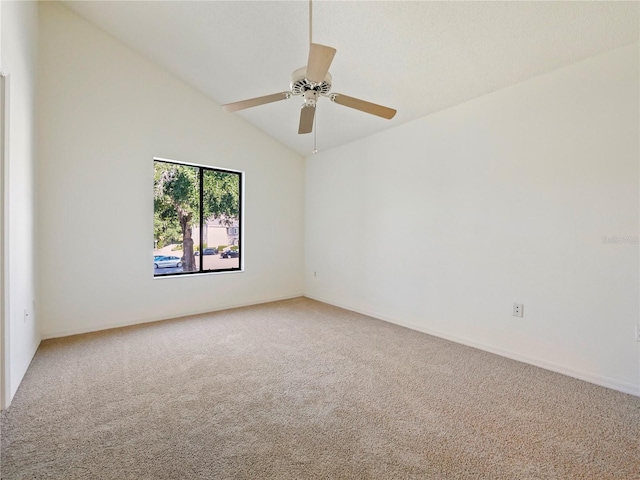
[1,297,639,479]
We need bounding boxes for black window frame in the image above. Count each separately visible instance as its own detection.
[153,158,243,277]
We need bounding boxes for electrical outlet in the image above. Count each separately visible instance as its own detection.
[314,271,317,277]
[24,309,29,323]
[635,324,640,342]
[513,303,524,318]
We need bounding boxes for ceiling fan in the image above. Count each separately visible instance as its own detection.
[222,1,396,136]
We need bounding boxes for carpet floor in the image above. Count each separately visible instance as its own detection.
[1,297,639,479]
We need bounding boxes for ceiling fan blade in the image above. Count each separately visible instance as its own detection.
[306,43,336,83]
[222,92,291,113]
[298,104,316,134]
[330,93,397,119]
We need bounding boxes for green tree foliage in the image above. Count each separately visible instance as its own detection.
[154,161,240,272]
[154,211,182,249]
[203,170,239,224]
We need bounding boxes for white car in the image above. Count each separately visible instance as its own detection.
[154,255,182,269]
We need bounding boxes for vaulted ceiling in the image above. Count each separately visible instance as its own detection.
[62,1,639,156]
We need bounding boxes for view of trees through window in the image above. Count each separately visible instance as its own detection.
[153,159,242,276]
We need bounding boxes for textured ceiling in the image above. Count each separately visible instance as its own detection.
[62,1,639,157]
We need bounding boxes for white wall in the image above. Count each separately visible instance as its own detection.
[37,3,304,337]
[306,43,640,395]
[1,1,40,403]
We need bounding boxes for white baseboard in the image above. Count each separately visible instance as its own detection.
[40,294,304,340]
[304,294,640,398]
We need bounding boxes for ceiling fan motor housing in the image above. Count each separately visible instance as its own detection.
[291,67,332,96]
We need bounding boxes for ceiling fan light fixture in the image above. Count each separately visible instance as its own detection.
[303,89,319,106]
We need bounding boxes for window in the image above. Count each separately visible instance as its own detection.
[153,159,242,276]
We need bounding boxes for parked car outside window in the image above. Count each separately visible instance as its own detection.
[154,256,182,268]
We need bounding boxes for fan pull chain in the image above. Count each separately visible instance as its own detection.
[313,122,317,154]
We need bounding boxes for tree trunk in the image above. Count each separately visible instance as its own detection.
[180,215,196,272]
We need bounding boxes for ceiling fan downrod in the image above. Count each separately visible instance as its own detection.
[309,0,313,46]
